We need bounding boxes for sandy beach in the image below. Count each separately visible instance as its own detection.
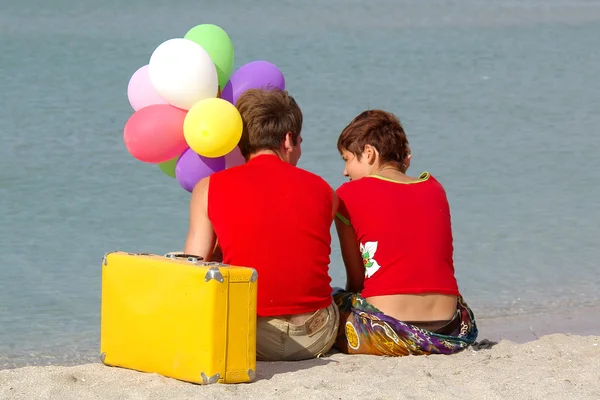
[1,334,598,400]
[2,309,599,400]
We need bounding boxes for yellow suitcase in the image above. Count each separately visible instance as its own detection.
[100,251,257,384]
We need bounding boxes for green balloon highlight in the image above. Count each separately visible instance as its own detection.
[158,155,179,178]
[184,24,234,89]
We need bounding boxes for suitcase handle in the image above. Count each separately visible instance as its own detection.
[164,253,204,263]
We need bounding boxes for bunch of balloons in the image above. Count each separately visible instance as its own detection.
[123,24,286,192]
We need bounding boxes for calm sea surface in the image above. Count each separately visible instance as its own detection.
[1,0,600,367]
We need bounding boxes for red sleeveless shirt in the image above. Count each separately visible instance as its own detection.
[336,173,459,299]
[208,154,334,316]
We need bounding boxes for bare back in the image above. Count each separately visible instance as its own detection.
[365,294,458,323]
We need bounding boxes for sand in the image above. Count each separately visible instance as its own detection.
[2,308,600,399]
[1,333,599,400]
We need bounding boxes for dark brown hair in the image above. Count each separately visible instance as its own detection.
[235,88,303,158]
[337,109,410,170]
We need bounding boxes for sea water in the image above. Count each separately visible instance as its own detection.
[1,0,600,367]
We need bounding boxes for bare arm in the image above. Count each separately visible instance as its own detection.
[184,176,217,261]
[335,217,364,293]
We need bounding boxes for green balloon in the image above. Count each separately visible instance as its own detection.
[158,155,179,178]
[184,24,234,89]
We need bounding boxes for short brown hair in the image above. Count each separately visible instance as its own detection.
[235,88,303,158]
[337,109,410,170]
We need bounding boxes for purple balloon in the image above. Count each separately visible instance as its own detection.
[175,148,225,192]
[220,60,285,105]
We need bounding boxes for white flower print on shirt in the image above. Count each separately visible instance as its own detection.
[360,241,381,278]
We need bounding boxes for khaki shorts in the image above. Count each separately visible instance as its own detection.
[256,302,340,361]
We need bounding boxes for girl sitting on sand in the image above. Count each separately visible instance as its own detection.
[333,109,478,356]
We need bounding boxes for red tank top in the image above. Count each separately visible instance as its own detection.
[208,154,334,316]
[336,173,459,298]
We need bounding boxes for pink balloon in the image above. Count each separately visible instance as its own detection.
[123,104,189,163]
[127,65,168,111]
[225,146,246,168]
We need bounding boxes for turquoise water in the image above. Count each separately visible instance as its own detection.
[2,0,600,367]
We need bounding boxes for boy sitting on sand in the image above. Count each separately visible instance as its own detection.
[184,88,339,361]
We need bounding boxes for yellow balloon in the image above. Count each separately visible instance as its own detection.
[183,98,243,158]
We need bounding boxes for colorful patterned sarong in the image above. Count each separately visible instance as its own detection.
[333,289,478,356]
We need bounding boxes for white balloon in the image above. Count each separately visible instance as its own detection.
[148,38,218,110]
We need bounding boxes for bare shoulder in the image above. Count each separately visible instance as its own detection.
[194,176,210,193]
[190,176,211,207]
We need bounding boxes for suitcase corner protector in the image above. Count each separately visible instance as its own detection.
[248,369,256,381]
[204,267,225,283]
[200,372,221,384]
[99,352,107,365]
[102,250,119,266]
[250,269,258,283]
